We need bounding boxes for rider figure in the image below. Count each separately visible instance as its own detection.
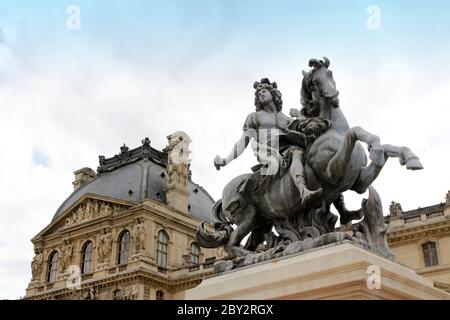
[214,78,322,210]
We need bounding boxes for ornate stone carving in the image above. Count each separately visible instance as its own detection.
[97,227,113,264]
[31,247,43,281]
[65,200,127,227]
[182,252,193,267]
[97,138,164,174]
[59,239,73,272]
[389,201,404,218]
[134,217,146,252]
[166,132,192,188]
[113,286,139,300]
[80,287,96,300]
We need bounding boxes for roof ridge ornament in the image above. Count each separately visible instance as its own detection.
[97,137,164,175]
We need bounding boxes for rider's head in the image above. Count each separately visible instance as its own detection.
[254,78,283,112]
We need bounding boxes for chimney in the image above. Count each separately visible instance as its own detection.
[72,167,96,191]
[165,131,191,213]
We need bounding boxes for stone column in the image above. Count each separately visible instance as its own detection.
[165,131,191,213]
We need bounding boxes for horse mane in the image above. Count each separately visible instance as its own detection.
[300,72,320,117]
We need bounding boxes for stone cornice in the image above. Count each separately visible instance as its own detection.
[24,266,213,300]
[388,218,450,245]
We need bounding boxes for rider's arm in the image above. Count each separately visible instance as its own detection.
[214,113,257,170]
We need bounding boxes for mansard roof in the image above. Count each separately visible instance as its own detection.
[52,138,214,223]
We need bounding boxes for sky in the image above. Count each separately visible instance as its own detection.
[0,0,450,299]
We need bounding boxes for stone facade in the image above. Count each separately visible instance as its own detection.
[387,191,450,293]
[25,194,221,300]
[24,133,223,300]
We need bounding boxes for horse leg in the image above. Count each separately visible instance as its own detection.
[243,219,273,252]
[352,144,423,194]
[224,205,257,258]
[290,147,322,206]
[334,194,364,225]
[325,131,356,184]
[382,144,423,170]
[352,159,386,194]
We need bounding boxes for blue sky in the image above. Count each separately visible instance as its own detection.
[1,0,450,299]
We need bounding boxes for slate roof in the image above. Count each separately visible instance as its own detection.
[52,138,214,223]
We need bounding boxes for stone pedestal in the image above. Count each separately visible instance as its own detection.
[185,242,449,300]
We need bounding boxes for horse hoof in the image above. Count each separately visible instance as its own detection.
[406,158,423,170]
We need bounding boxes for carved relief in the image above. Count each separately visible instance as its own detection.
[114,286,139,300]
[65,199,128,227]
[166,133,191,188]
[134,217,146,252]
[31,248,43,281]
[80,287,97,300]
[182,252,193,267]
[389,201,404,218]
[97,227,113,264]
[59,239,73,272]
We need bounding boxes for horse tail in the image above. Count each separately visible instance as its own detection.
[196,200,233,248]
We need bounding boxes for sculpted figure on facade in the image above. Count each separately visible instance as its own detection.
[31,247,43,281]
[59,239,73,272]
[100,201,113,216]
[197,57,424,271]
[97,227,113,263]
[166,134,191,187]
[389,201,404,218]
[134,217,146,252]
[65,200,126,227]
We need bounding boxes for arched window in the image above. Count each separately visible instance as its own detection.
[190,243,200,265]
[118,231,130,265]
[81,241,93,274]
[422,242,439,267]
[156,290,164,301]
[47,251,59,283]
[156,230,168,270]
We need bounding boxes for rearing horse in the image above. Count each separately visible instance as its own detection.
[197,58,423,258]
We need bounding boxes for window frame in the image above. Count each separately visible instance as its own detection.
[81,241,93,274]
[118,230,131,265]
[190,242,200,265]
[156,230,169,270]
[422,241,439,267]
[47,251,59,283]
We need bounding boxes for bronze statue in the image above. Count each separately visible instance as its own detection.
[197,57,423,270]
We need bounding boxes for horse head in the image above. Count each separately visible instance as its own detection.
[301,57,340,114]
[300,57,349,133]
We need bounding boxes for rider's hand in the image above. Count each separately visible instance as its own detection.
[290,108,300,118]
[214,155,227,170]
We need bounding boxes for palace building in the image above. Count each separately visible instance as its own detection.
[24,132,224,300]
[387,194,450,293]
[24,131,450,299]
